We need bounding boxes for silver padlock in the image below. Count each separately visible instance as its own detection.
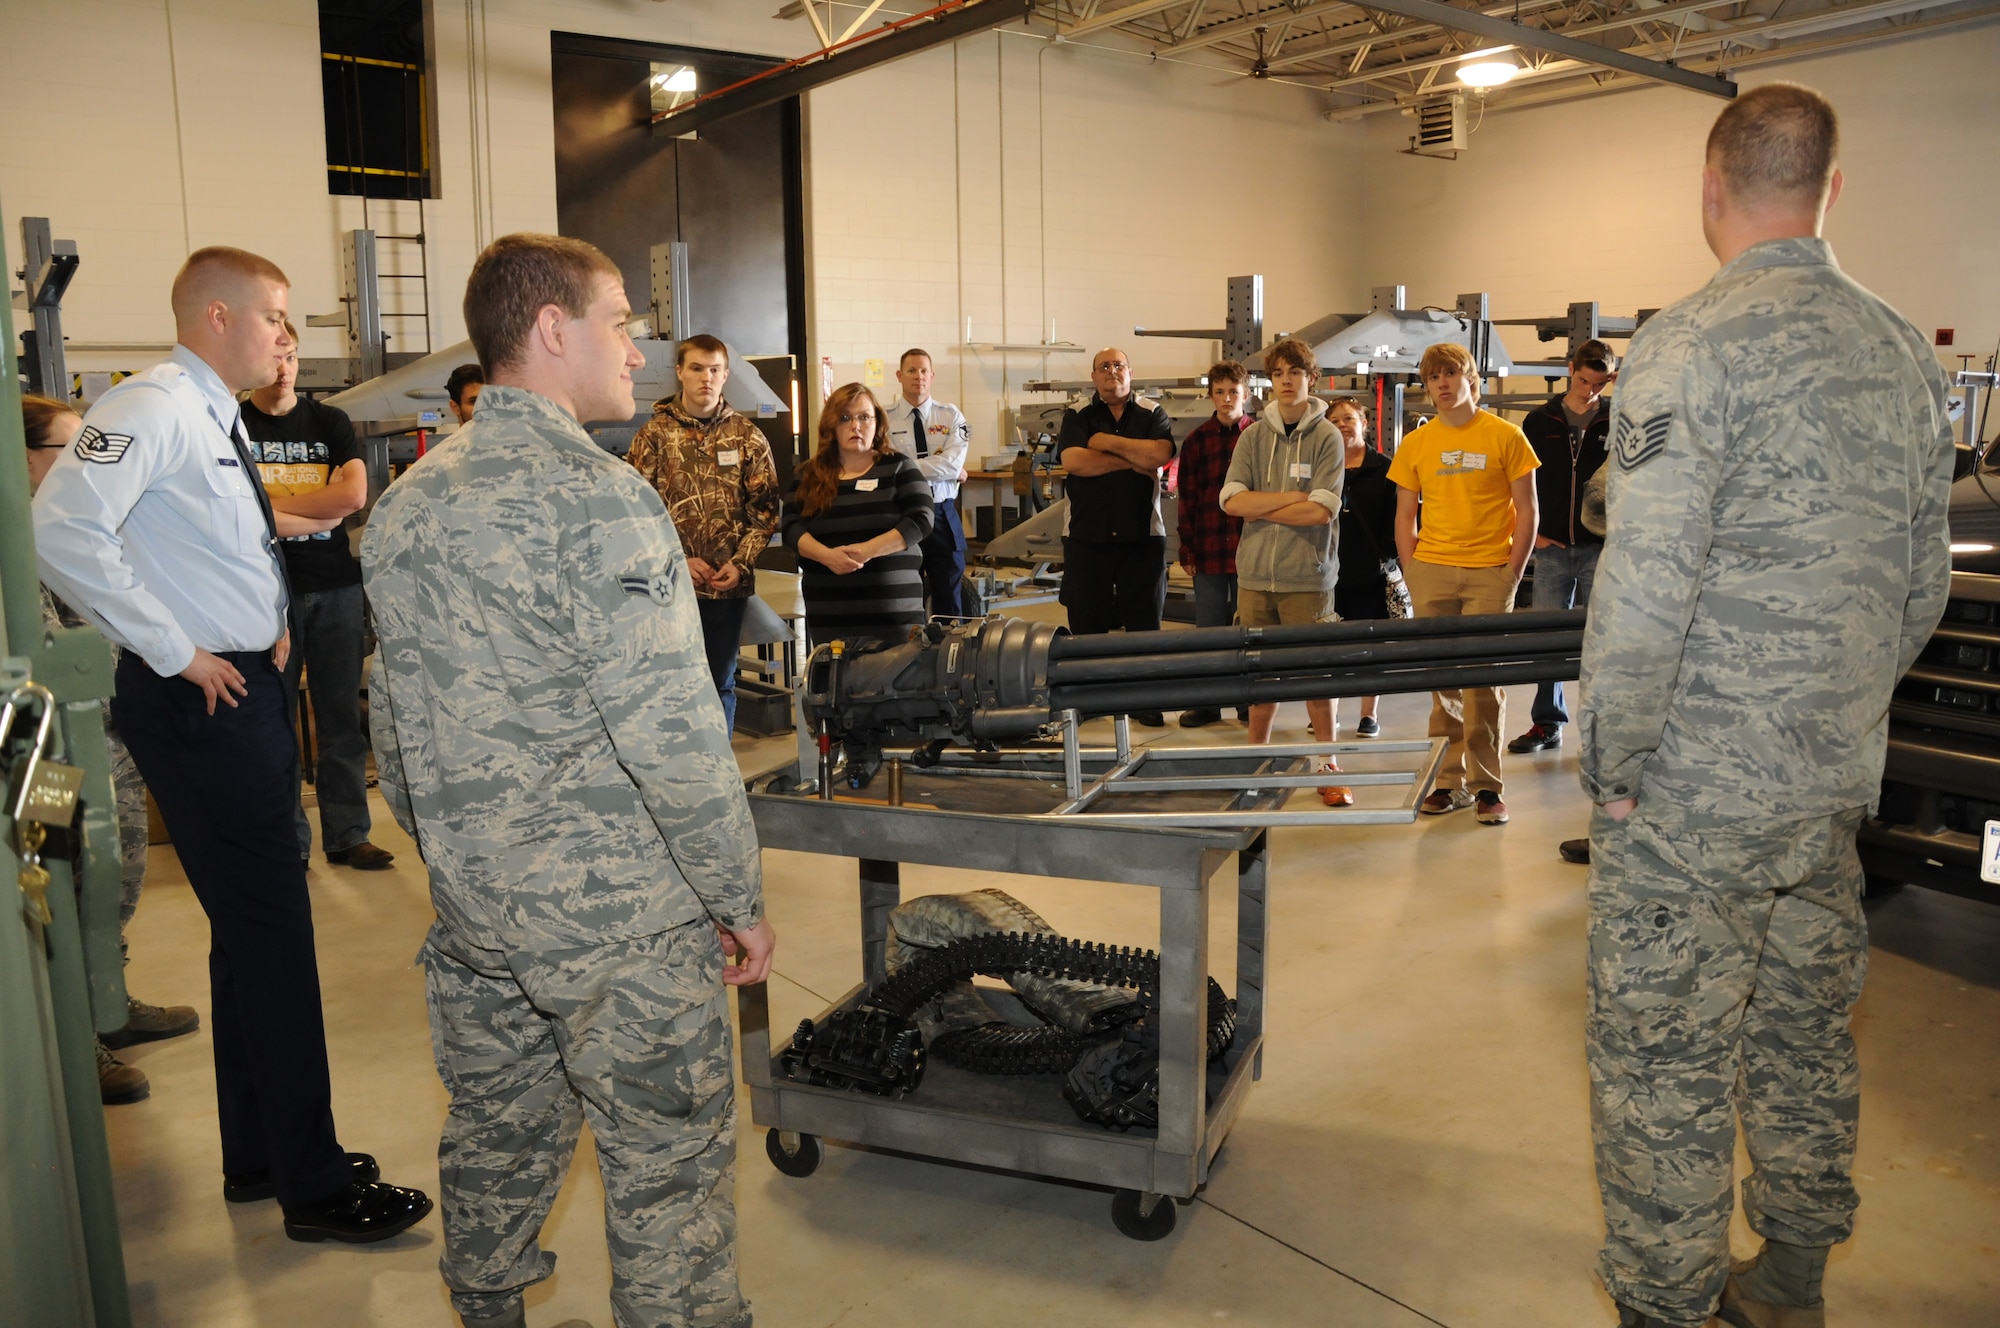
[4,682,83,828]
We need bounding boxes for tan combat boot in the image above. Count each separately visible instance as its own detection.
[97,1039,149,1104]
[1717,1241,1830,1328]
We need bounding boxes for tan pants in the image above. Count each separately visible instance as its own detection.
[1402,559,1517,795]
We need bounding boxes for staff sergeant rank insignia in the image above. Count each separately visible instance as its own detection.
[1612,410,1672,471]
[73,425,135,465]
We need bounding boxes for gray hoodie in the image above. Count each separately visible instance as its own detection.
[1218,396,1346,594]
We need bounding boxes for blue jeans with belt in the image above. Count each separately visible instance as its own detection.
[1531,542,1600,726]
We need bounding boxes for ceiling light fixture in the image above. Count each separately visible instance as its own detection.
[1456,50,1519,88]
[660,67,697,93]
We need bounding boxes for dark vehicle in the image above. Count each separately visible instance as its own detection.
[1858,454,2000,903]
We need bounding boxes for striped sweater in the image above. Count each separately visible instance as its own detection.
[780,453,934,646]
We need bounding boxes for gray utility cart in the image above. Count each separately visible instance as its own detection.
[735,737,1443,1239]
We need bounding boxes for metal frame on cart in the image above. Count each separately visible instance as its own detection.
[737,794,1270,1239]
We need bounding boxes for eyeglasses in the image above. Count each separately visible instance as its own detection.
[836,412,876,426]
[1094,362,1131,374]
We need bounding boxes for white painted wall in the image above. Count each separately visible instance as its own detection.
[3,1,1992,437]
[1354,23,2000,375]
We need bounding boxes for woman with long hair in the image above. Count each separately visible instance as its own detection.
[781,382,934,647]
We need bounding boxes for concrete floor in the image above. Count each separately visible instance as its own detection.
[105,686,2000,1328]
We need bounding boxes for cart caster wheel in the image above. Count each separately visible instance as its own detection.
[766,1129,822,1178]
[1110,1188,1176,1241]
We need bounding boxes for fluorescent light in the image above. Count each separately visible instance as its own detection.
[1950,541,1995,553]
[1457,55,1518,88]
[661,67,697,93]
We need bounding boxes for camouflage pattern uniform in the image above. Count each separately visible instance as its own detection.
[42,585,148,951]
[1577,237,1956,1326]
[624,396,781,601]
[363,385,763,1328]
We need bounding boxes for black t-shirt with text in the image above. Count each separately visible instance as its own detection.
[240,396,363,593]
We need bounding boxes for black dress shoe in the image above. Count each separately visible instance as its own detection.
[1131,710,1166,728]
[225,1151,380,1204]
[283,1178,433,1244]
[1178,707,1223,728]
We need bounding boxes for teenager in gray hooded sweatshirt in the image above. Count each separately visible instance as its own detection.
[1219,337,1350,804]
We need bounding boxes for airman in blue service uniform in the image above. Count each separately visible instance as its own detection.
[1577,86,1956,1328]
[365,233,774,1328]
[33,246,430,1241]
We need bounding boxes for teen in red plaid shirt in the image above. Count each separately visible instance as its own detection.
[1172,360,1252,727]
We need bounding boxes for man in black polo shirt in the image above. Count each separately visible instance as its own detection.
[1058,346,1178,726]
[243,328,395,871]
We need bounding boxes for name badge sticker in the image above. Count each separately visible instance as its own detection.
[716,449,740,467]
[1462,452,1488,470]
[1288,462,1312,481]
[1982,819,2000,885]
[854,477,880,492]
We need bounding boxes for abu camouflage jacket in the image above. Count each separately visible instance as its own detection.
[1577,238,1956,821]
[362,385,764,951]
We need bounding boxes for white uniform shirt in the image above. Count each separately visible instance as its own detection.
[886,396,969,503]
[33,345,287,677]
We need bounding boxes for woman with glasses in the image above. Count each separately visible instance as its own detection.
[782,382,935,649]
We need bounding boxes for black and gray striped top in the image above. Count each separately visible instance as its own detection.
[781,453,934,647]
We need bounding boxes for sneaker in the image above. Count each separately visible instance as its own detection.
[100,996,200,1049]
[1178,707,1223,729]
[1507,723,1563,754]
[1474,790,1509,824]
[1559,838,1591,865]
[326,841,395,870]
[1354,715,1381,738]
[1132,711,1166,728]
[98,1039,149,1105]
[1420,788,1474,815]
[1317,761,1354,807]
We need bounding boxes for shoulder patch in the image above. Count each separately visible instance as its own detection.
[618,569,678,607]
[74,426,135,464]
[1612,411,1673,471]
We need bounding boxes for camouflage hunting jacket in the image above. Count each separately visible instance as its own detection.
[362,385,764,952]
[624,396,780,600]
[1577,237,1957,821]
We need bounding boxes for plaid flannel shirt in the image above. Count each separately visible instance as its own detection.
[1173,414,1250,575]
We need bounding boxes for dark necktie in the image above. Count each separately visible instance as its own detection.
[230,417,294,624]
[911,403,928,457]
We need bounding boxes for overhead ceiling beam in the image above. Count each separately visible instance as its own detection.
[657,0,1033,136]
[1059,0,1185,37]
[1279,0,1741,72]
[1343,0,1737,95]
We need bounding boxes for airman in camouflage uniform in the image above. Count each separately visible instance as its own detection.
[365,236,768,1328]
[1577,85,1956,1328]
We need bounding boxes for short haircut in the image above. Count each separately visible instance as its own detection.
[1207,360,1247,388]
[282,319,299,351]
[676,333,729,368]
[170,247,289,326]
[1327,397,1369,425]
[22,393,81,450]
[1705,83,1839,209]
[1420,342,1477,379]
[462,232,622,375]
[1570,339,1619,373]
[445,363,485,404]
[1264,338,1318,378]
[899,347,932,370]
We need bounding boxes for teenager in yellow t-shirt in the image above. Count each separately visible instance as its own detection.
[1386,343,1540,824]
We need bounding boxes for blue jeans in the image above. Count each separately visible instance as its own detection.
[1192,571,1238,628]
[285,583,371,856]
[696,595,750,733]
[1531,542,1600,726]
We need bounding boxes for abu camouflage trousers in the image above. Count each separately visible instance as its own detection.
[421,920,750,1328]
[1587,801,1869,1327]
[106,723,148,958]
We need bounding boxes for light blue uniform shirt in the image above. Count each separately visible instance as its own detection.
[886,395,969,503]
[33,345,287,677]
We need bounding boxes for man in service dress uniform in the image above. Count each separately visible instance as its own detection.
[364,233,775,1328]
[34,247,430,1241]
[1577,85,1956,1328]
